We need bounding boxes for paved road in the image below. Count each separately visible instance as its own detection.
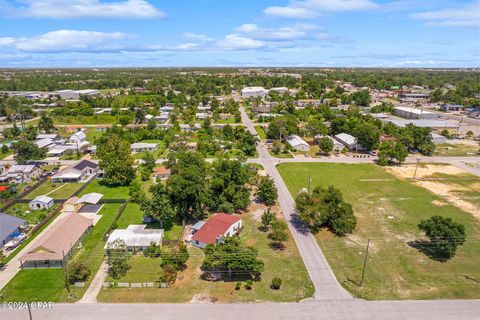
[2,300,480,320]
[240,107,352,300]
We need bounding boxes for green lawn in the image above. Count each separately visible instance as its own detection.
[25,181,82,199]
[0,149,12,160]
[105,255,163,283]
[6,203,58,225]
[79,180,130,199]
[278,163,480,300]
[434,143,479,157]
[254,126,266,139]
[98,211,314,303]
[0,269,67,302]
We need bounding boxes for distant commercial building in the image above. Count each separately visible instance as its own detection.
[383,118,460,133]
[394,106,438,120]
[431,132,447,144]
[398,93,429,100]
[241,87,269,98]
[54,89,100,101]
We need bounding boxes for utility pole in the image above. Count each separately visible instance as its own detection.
[62,251,70,293]
[308,174,312,195]
[27,302,33,320]
[413,158,421,180]
[360,239,371,287]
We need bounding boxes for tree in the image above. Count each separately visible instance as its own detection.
[67,261,91,284]
[260,208,275,231]
[206,159,252,211]
[318,137,334,155]
[106,239,131,279]
[97,130,136,185]
[269,218,288,249]
[129,177,145,203]
[295,186,356,236]
[202,237,264,280]
[38,113,54,133]
[418,216,466,259]
[12,140,46,164]
[377,141,408,166]
[0,251,6,268]
[256,175,278,206]
[141,191,176,227]
[1,144,9,154]
[166,152,208,220]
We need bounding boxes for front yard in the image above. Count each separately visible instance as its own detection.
[98,205,314,303]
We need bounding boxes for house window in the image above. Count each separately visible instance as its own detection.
[195,240,199,245]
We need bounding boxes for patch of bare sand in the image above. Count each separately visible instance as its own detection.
[386,164,480,220]
[432,200,448,206]
[190,293,218,303]
[386,163,467,180]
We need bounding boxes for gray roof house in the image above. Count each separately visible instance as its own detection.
[0,213,26,249]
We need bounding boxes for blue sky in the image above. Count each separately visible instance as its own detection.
[0,0,478,67]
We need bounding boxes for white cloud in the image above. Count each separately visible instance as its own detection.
[234,23,314,40]
[11,0,165,19]
[216,34,267,51]
[410,1,480,28]
[264,0,379,18]
[0,30,129,52]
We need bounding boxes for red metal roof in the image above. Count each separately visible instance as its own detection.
[0,185,9,192]
[191,213,241,244]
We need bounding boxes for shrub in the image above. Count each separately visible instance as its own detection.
[67,261,91,284]
[271,277,282,290]
[235,281,241,290]
[245,279,253,290]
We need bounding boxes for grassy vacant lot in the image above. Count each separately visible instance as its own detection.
[0,204,122,302]
[434,143,479,156]
[278,162,480,300]
[98,209,314,303]
[25,181,82,199]
[79,180,130,199]
[0,269,67,302]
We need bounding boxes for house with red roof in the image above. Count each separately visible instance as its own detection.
[191,213,243,249]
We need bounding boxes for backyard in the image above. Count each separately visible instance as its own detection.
[25,181,83,200]
[277,162,480,300]
[98,205,314,303]
[79,180,130,199]
[6,203,58,224]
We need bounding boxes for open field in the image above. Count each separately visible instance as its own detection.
[78,180,130,199]
[434,143,479,157]
[25,181,82,199]
[98,204,314,303]
[278,162,480,300]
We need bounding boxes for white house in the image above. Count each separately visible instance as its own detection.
[69,131,87,145]
[394,106,438,120]
[29,195,54,211]
[241,87,269,98]
[131,142,158,153]
[286,135,310,152]
[334,133,364,151]
[191,213,243,249]
[51,160,98,183]
[105,225,163,252]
